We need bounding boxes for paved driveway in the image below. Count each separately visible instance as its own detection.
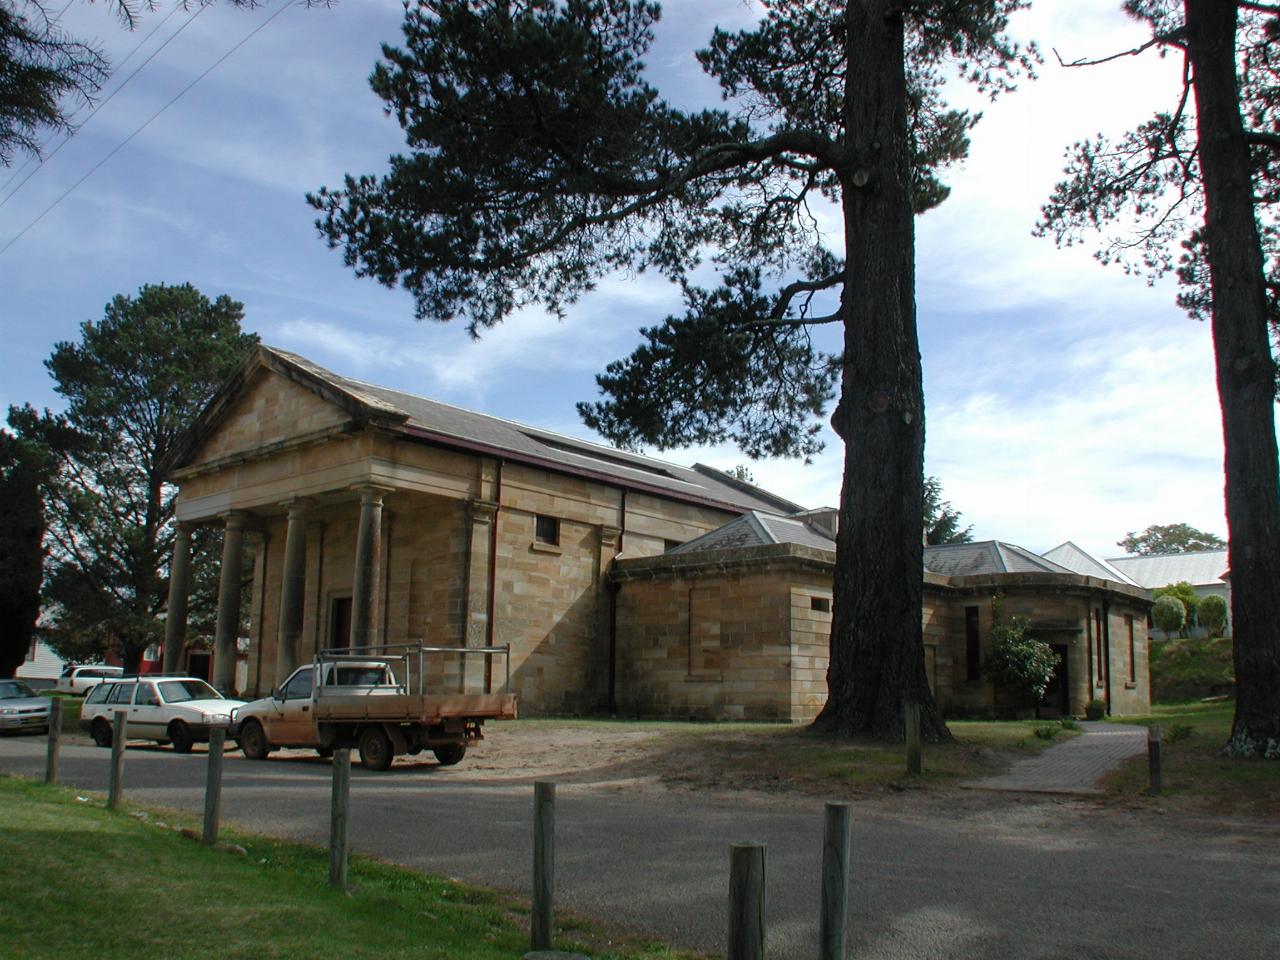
[1,738,1276,960]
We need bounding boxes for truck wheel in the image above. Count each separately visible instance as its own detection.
[92,718,112,748]
[432,744,466,766]
[168,720,194,754]
[316,746,334,759]
[358,727,393,771]
[239,720,272,760]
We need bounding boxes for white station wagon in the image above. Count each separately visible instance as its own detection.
[80,677,245,753]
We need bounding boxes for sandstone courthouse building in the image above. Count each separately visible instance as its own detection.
[161,347,1151,720]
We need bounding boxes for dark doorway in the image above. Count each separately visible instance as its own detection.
[1039,644,1071,718]
[187,652,211,682]
[328,596,353,649]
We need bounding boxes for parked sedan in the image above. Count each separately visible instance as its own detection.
[80,677,244,752]
[0,680,51,735]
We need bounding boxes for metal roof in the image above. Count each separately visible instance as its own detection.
[665,511,837,554]
[1041,542,1139,586]
[1105,550,1230,589]
[177,346,805,517]
[922,541,1073,577]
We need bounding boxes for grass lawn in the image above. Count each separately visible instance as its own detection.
[1103,702,1280,817]
[0,775,693,960]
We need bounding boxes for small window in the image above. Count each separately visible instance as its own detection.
[107,683,136,705]
[535,514,560,546]
[283,667,314,701]
[810,596,831,613]
[1126,615,1137,684]
[663,538,684,552]
[85,683,114,705]
[964,606,981,683]
[143,644,161,663]
[135,684,159,707]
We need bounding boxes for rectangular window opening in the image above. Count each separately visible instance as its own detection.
[964,605,981,682]
[535,514,560,546]
[1126,614,1137,684]
[810,596,831,614]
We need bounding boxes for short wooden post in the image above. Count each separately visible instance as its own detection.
[107,710,127,810]
[531,781,556,952]
[202,728,226,846]
[905,701,922,775]
[44,698,63,785]
[329,747,351,889]
[728,842,766,960]
[820,803,850,960]
[1148,725,1163,796]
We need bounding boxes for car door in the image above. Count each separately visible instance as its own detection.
[128,681,163,739]
[103,681,136,735]
[267,666,315,746]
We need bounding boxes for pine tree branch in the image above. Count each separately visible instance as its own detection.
[1054,28,1187,68]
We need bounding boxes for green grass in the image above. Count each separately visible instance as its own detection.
[1103,703,1280,817]
[0,776,695,960]
[1149,635,1234,702]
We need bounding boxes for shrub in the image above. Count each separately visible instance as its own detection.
[1153,581,1200,632]
[1058,717,1080,731]
[1166,723,1196,744]
[1198,594,1228,636]
[1034,723,1060,740]
[1152,595,1187,636]
[984,616,1060,704]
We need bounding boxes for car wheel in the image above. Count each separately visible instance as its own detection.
[91,718,112,748]
[239,720,272,760]
[432,744,466,767]
[168,720,194,754]
[358,726,393,772]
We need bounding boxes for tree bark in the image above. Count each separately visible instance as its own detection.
[1185,0,1280,757]
[813,0,949,742]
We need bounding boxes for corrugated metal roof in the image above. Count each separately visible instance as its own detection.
[1042,542,1139,586]
[255,348,805,516]
[1106,550,1229,589]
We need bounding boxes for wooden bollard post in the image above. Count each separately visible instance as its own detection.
[905,701,922,775]
[107,710,127,810]
[728,842,766,960]
[329,747,351,889]
[531,781,556,952]
[44,698,63,785]
[820,803,850,960]
[1148,725,1163,796]
[202,728,227,846]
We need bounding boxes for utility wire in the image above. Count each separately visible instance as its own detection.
[0,3,196,207]
[0,0,297,257]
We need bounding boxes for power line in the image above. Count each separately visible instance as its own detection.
[0,0,298,257]
[0,3,197,207]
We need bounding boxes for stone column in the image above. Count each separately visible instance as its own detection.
[163,523,194,674]
[350,486,392,649]
[212,513,246,694]
[274,499,310,681]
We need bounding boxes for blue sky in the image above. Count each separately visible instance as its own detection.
[0,0,1236,559]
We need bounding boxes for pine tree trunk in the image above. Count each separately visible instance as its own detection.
[813,0,949,742]
[1185,0,1280,758]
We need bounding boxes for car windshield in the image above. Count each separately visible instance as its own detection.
[0,680,35,699]
[157,680,220,703]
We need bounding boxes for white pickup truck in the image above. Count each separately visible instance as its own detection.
[231,644,517,771]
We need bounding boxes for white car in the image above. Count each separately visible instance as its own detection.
[54,664,124,695]
[80,676,245,753]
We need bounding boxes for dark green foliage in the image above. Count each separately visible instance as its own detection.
[9,283,257,672]
[923,475,974,545]
[1149,635,1235,702]
[984,616,1060,704]
[0,1,108,164]
[1117,522,1226,556]
[311,0,1035,739]
[1153,580,1200,632]
[0,429,47,676]
[1198,592,1229,636]
[1152,594,1188,637]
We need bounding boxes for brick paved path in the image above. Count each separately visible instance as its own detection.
[964,721,1148,795]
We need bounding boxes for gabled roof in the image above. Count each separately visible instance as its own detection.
[1042,542,1139,586]
[922,541,1073,577]
[664,510,836,554]
[1105,550,1230,589]
[168,346,804,516]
